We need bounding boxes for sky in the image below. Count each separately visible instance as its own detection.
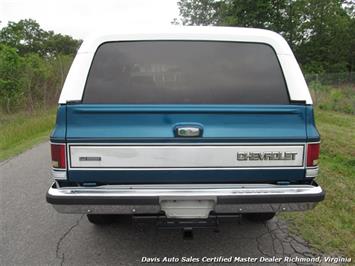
[0,0,180,39]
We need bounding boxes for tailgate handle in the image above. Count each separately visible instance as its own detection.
[174,124,203,137]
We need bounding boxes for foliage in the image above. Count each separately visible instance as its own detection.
[0,20,79,113]
[45,31,81,56]
[178,0,222,25]
[175,0,355,74]
[0,19,81,57]
[0,45,24,113]
[309,81,354,114]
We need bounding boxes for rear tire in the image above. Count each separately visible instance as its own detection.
[87,214,116,225]
[245,212,276,222]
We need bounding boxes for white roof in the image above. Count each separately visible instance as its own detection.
[79,26,293,54]
[59,26,312,104]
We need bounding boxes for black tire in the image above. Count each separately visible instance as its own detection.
[245,212,276,222]
[87,214,116,225]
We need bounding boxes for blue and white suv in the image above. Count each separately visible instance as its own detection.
[47,27,324,225]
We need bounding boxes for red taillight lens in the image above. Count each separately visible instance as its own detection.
[307,143,320,167]
[51,144,66,169]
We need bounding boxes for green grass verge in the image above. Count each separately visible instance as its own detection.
[282,109,355,257]
[0,108,56,161]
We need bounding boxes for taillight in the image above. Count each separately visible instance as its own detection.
[51,143,66,169]
[307,143,320,167]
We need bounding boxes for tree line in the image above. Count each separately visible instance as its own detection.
[0,19,81,113]
[174,0,355,74]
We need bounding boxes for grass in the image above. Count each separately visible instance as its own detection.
[0,107,56,161]
[282,109,355,257]
[0,106,354,257]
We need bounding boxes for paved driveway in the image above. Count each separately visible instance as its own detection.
[0,143,321,265]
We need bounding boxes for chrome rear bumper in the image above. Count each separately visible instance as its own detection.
[47,183,324,215]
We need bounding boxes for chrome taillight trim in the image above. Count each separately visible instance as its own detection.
[306,167,319,178]
[51,169,67,180]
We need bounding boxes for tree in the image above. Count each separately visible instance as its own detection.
[0,19,46,56]
[21,53,49,110]
[44,31,81,56]
[175,0,355,73]
[0,45,24,112]
[177,0,222,25]
[176,0,290,29]
[0,19,81,57]
[0,20,78,112]
[294,0,353,73]
[175,0,306,49]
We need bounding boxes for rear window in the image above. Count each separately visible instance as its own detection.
[83,41,289,104]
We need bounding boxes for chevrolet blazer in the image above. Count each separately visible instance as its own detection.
[46,26,325,225]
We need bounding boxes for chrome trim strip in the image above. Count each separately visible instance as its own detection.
[67,142,307,146]
[66,167,306,171]
[304,142,307,169]
[48,183,322,197]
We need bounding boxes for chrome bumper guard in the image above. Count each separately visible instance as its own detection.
[47,183,324,215]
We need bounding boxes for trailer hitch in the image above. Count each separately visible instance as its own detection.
[133,214,241,239]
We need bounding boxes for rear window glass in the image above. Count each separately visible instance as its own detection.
[83,41,289,104]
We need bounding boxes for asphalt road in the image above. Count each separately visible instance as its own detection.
[0,142,322,266]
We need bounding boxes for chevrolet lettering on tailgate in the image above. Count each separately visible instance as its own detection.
[237,152,298,161]
[46,26,324,226]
